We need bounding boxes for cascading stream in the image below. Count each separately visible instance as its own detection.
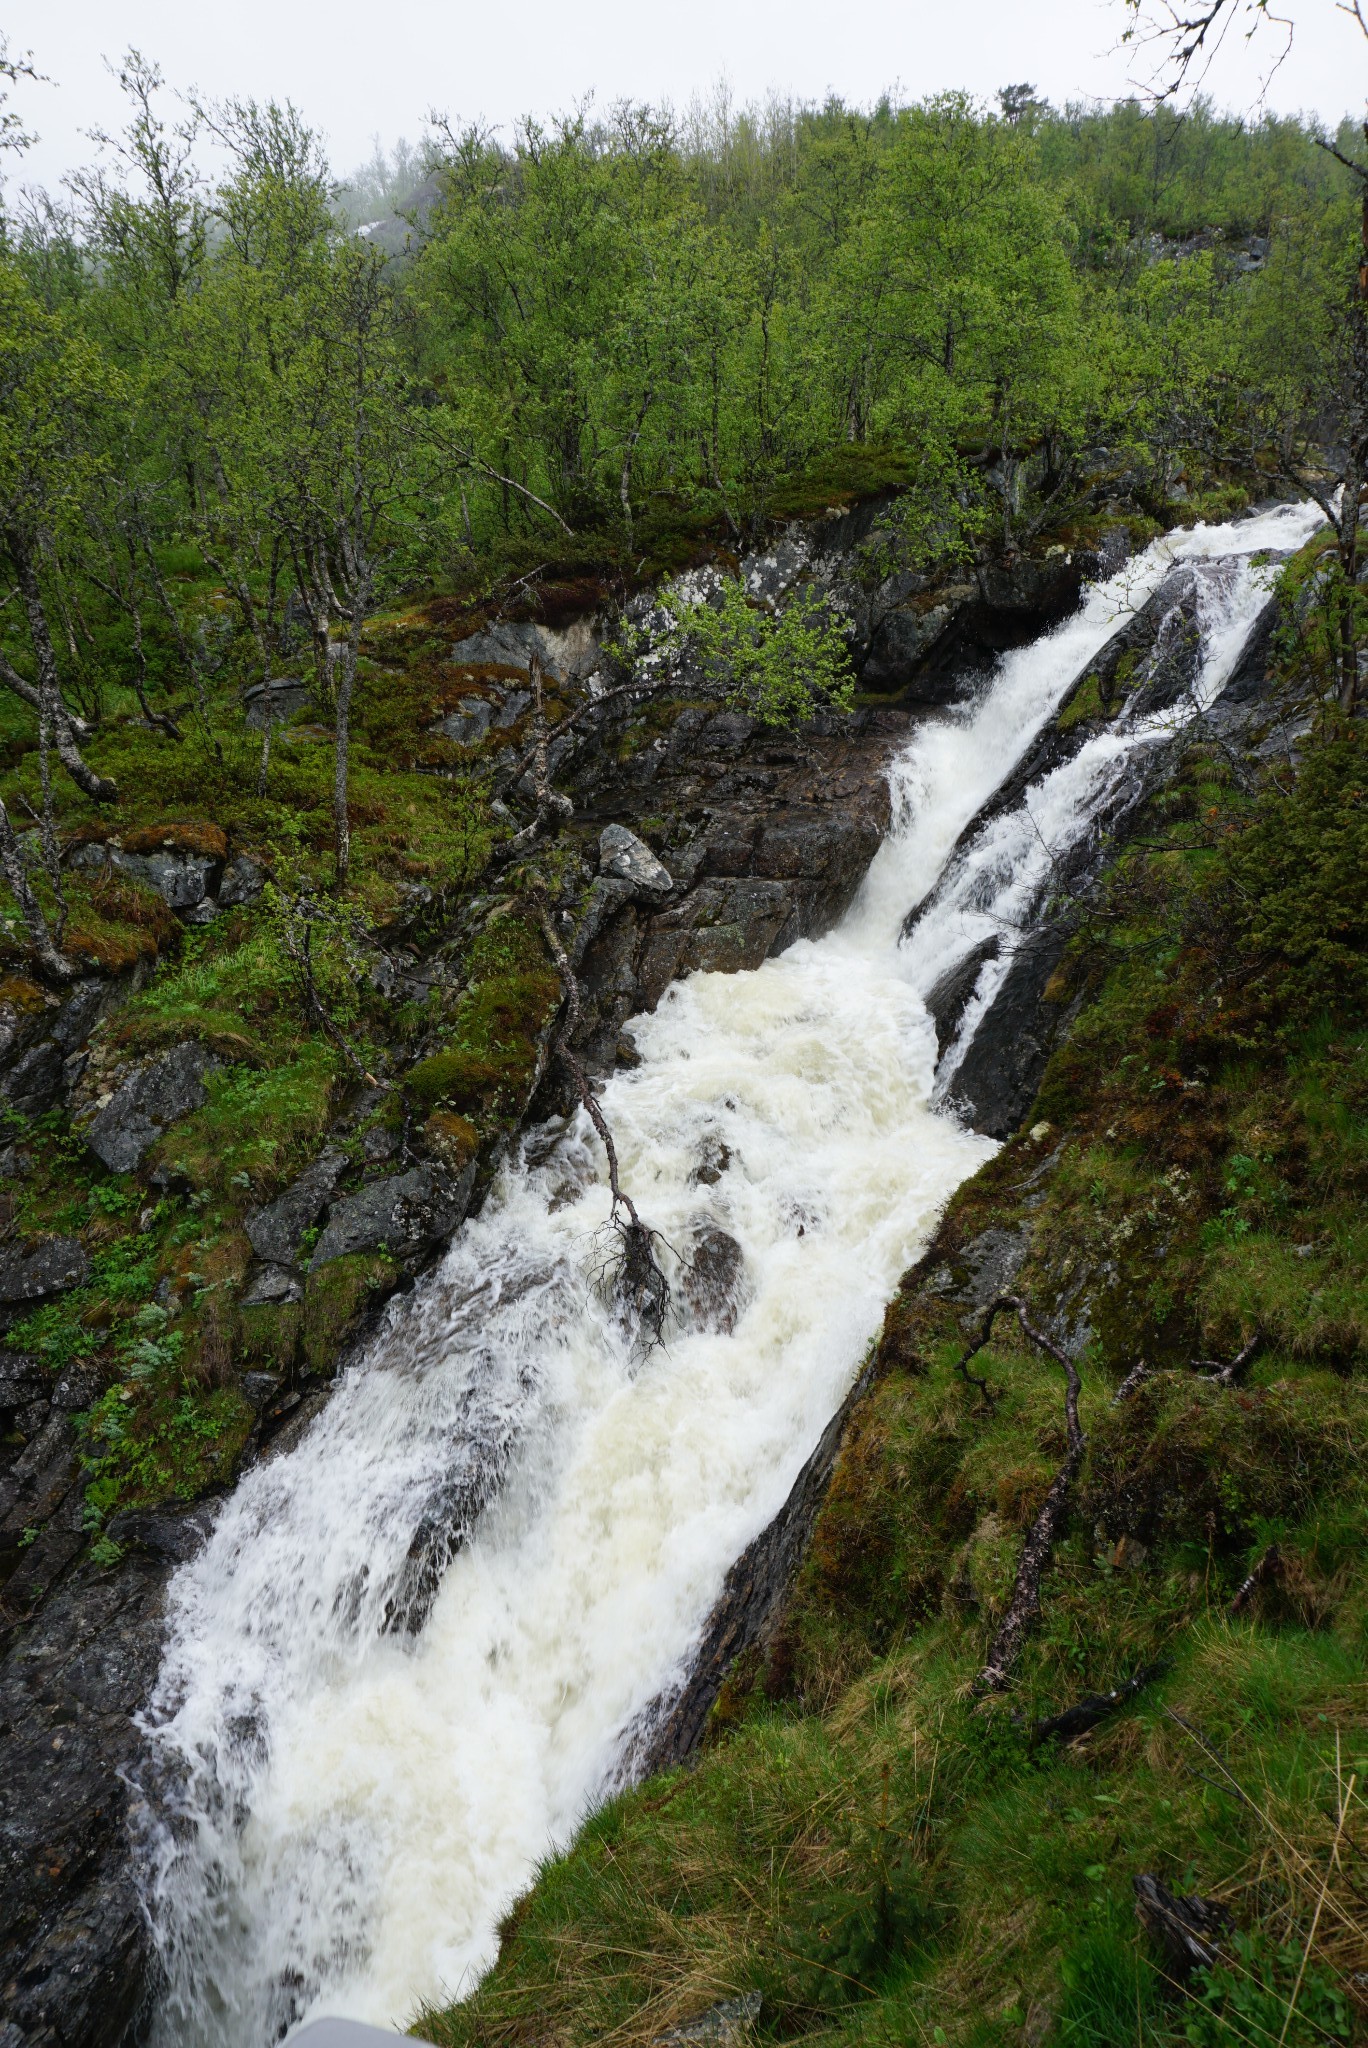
[900,515,1313,1099]
[140,501,1320,2046]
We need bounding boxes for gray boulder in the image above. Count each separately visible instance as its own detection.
[217,854,265,908]
[111,847,219,913]
[243,679,311,730]
[0,1353,46,1407]
[449,618,597,683]
[681,1229,747,1335]
[440,690,532,746]
[0,1235,88,1310]
[2,1039,66,1119]
[599,824,673,898]
[52,1361,102,1410]
[240,1263,304,1307]
[741,536,807,602]
[309,1161,475,1269]
[441,697,494,744]
[0,981,111,1121]
[657,1993,763,2046]
[84,1043,214,1174]
[245,1149,348,1267]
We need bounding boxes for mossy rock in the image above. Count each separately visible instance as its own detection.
[302,1251,397,1375]
[1084,1369,1358,1553]
[65,875,178,972]
[121,821,228,860]
[0,974,49,1018]
[423,1109,480,1171]
[405,955,559,1120]
[237,1298,303,1372]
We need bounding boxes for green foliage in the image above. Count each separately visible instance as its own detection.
[79,1377,253,1522]
[653,579,854,726]
[1186,1929,1350,2048]
[161,1046,338,1198]
[1216,728,1368,1027]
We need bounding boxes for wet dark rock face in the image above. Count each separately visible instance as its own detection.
[628,1361,877,1776]
[307,1161,477,1270]
[559,704,909,1074]
[0,1538,192,2048]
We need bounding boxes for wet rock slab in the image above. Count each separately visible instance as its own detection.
[309,1162,477,1269]
[83,1042,215,1175]
[246,1150,349,1267]
[0,1549,180,2048]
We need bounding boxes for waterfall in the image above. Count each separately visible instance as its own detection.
[139,501,1321,2046]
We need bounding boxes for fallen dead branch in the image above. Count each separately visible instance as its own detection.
[1133,1872,1231,1979]
[1196,1330,1260,1387]
[532,889,670,1343]
[974,1293,1085,1693]
[1113,1356,1152,1403]
[1033,1660,1170,1745]
[1230,1542,1283,1617]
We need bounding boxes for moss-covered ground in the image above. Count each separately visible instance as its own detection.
[0,547,577,1546]
[419,714,1368,2047]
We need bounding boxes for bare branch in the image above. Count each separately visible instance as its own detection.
[433,434,576,537]
[974,1294,1086,1694]
[532,887,670,1343]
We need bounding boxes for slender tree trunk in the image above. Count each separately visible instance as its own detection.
[1343,132,1368,714]
[0,796,74,983]
[257,656,275,798]
[142,525,212,738]
[619,392,653,547]
[36,697,67,947]
[332,572,370,891]
[123,568,181,739]
[8,533,116,803]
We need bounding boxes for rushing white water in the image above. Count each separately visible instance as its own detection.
[140,501,1321,2047]
[900,502,1321,1097]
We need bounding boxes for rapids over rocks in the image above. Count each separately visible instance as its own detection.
[137,501,1321,2045]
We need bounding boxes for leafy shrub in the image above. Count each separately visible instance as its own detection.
[1185,1929,1350,2048]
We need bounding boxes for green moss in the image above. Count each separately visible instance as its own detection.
[117,923,298,1063]
[1084,1368,1361,1553]
[237,1299,302,1371]
[405,926,559,1123]
[1056,670,1104,732]
[79,1379,254,1522]
[302,1251,397,1375]
[153,1043,340,1202]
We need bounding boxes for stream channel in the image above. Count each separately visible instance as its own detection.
[138,500,1321,2045]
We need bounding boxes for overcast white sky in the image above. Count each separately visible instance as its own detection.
[6,0,1363,195]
